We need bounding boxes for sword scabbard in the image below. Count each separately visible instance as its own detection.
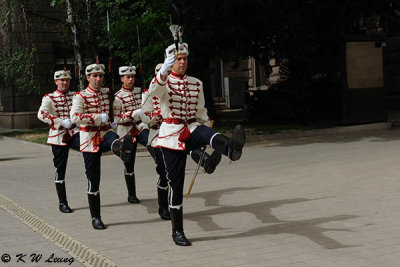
[185,120,214,198]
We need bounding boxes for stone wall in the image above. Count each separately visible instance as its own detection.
[346,41,384,89]
[0,0,65,128]
[224,57,256,88]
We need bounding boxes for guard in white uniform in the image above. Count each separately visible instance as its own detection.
[143,64,221,221]
[38,69,80,214]
[113,65,149,203]
[149,43,246,246]
[70,63,135,230]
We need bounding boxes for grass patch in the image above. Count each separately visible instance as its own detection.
[0,128,49,145]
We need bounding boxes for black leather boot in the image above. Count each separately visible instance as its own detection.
[211,125,246,161]
[125,174,140,203]
[203,151,222,174]
[112,135,135,164]
[55,182,73,213]
[87,193,106,230]
[157,187,170,220]
[194,149,222,174]
[190,149,222,174]
[170,208,191,246]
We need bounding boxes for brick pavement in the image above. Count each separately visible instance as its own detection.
[1,127,400,266]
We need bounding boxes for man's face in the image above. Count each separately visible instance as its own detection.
[86,72,104,90]
[171,54,188,75]
[55,79,70,92]
[120,74,135,89]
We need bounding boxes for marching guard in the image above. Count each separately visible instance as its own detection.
[142,64,222,221]
[113,65,150,203]
[149,43,246,246]
[70,63,135,230]
[38,69,80,214]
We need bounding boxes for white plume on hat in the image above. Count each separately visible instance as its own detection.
[54,70,72,80]
[165,43,189,58]
[119,66,136,76]
[85,63,105,75]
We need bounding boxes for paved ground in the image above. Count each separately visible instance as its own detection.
[1,127,400,266]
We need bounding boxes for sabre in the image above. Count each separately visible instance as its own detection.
[141,3,183,114]
[169,24,180,58]
[185,121,214,198]
[106,10,115,119]
[169,2,183,58]
[141,5,182,108]
[136,25,145,90]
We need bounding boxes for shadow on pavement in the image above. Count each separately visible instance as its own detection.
[0,157,26,162]
[191,214,359,249]
[103,186,359,249]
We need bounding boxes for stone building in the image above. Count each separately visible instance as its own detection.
[0,2,397,128]
[0,0,65,128]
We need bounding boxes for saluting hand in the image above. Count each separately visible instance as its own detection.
[160,55,175,76]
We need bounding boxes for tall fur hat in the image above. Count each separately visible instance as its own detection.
[119,66,136,76]
[165,43,189,58]
[54,70,72,80]
[85,63,105,75]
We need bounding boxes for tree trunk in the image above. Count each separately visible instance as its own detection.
[66,0,84,91]
[6,0,16,114]
[86,0,97,59]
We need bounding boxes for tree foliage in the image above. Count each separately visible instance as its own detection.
[0,0,39,96]
[52,0,397,122]
[53,0,394,84]
[0,47,39,95]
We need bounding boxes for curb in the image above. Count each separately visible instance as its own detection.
[0,122,390,147]
[245,122,389,142]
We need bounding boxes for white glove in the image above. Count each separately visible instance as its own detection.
[111,120,117,128]
[100,113,108,123]
[133,109,142,118]
[61,119,72,129]
[160,54,175,75]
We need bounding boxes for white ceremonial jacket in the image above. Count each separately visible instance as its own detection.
[148,71,210,150]
[37,89,79,146]
[70,86,112,153]
[113,86,148,140]
[142,88,162,147]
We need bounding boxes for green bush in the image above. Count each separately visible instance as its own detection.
[0,46,39,95]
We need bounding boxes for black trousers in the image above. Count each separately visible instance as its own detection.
[124,129,149,174]
[82,131,119,194]
[161,125,216,208]
[52,133,80,182]
[153,147,168,189]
